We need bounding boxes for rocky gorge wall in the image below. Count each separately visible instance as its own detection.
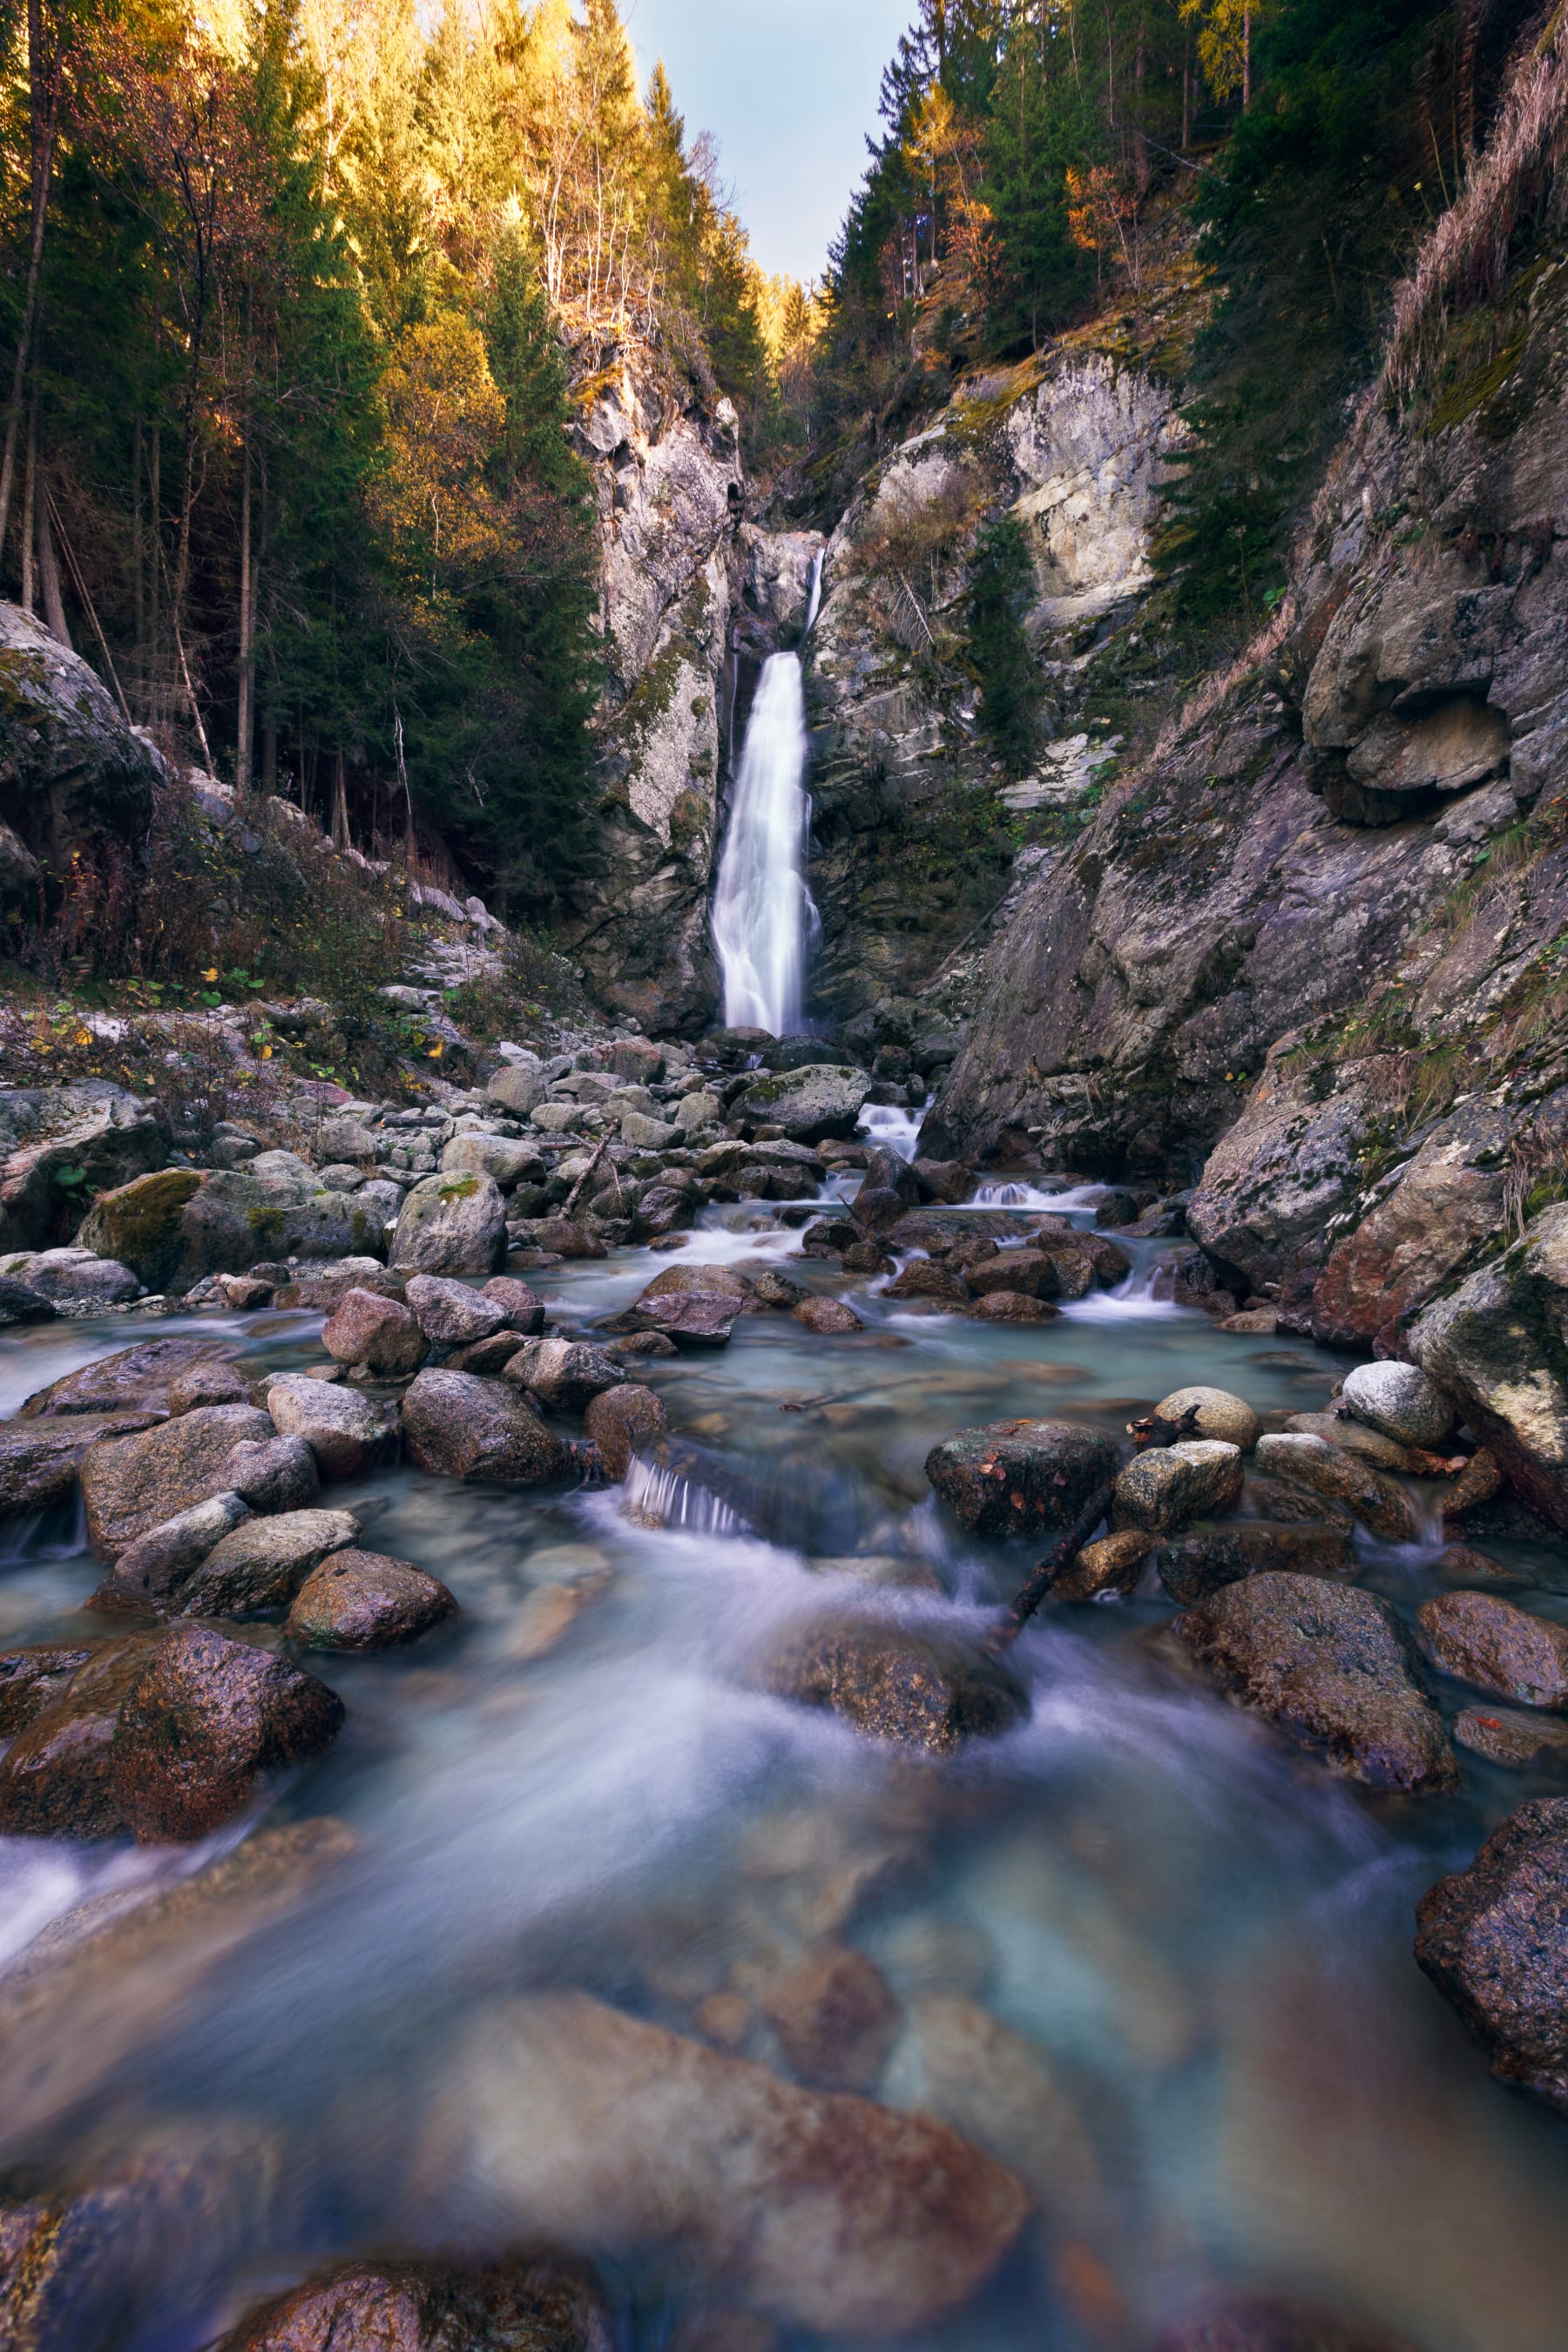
[925,181,1568,1360]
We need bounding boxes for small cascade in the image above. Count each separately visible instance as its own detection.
[802,547,824,638]
[623,1454,746,1538]
[858,1100,929,1161]
[712,651,818,1036]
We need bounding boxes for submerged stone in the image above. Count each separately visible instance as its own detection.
[765,1621,1026,1754]
[925,1420,1117,1538]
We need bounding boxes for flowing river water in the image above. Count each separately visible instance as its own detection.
[3,1167,1568,2350]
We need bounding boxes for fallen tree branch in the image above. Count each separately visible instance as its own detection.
[990,1402,1202,1652]
[562,1131,612,1220]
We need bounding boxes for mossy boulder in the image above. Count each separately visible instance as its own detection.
[80,1165,383,1293]
[733,1064,874,1143]
[391,1172,506,1276]
[78,1168,202,1290]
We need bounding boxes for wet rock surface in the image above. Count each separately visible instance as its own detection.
[214,2258,613,2352]
[0,1636,160,1835]
[1176,1572,1456,1793]
[1416,1796,1568,2115]
[265,1376,393,1481]
[285,1549,457,1651]
[402,1369,565,1485]
[1111,1440,1244,1536]
[1155,1522,1355,1603]
[1250,1434,1419,1545]
[764,1622,1027,1754]
[110,1625,345,1842]
[0,1409,164,1516]
[925,1419,1119,1538]
[426,1990,1031,2337]
[1416,1592,1568,1710]
[582,1382,668,1481]
[173,1508,363,1619]
[80,1404,275,1558]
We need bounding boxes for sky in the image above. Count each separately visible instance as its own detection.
[624,0,916,283]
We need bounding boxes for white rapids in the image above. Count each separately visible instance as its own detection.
[712,651,818,1036]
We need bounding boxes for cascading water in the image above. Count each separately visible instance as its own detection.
[712,650,818,1035]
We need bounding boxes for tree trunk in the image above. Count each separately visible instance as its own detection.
[235,424,253,792]
[0,0,59,567]
[37,474,69,645]
[1243,2,1253,111]
[331,748,349,849]
[20,396,37,612]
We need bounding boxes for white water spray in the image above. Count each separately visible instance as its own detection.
[712,652,818,1035]
[803,547,825,637]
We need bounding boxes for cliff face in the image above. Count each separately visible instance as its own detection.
[804,340,1184,1018]
[925,182,1568,1354]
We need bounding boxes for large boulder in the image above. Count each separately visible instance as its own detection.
[440,1133,546,1189]
[321,1289,427,1375]
[73,1167,203,1290]
[1342,1360,1457,1450]
[1111,1441,1243,1535]
[19,1335,238,1418]
[404,1273,508,1345]
[733,1064,873,1144]
[83,1163,384,1291]
[583,1383,668,1480]
[391,1173,506,1276]
[1308,1100,1511,1348]
[402,1369,566,1485]
[504,1338,624,1414]
[0,1409,163,1517]
[0,1642,92,1734]
[109,1625,343,1842]
[172,1508,363,1619]
[264,1376,393,1482]
[1175,1571,1456,1793]
[0,1246,139,1306]
[213,2259,611,2352]
[1251,1433,1419,1544]
[0,602,159,873]
[224,1433,321,1515]
[1415,1796,1568,2115]
[1154,1522,1355,1603]
[1185,1062,1377,1294]
[0,1636,159,1835]
[1409,1204,1568,1530]
[485,1064,545,1119]
[0,1083,168,1254]
[80,1404,275,1558]
[925,1420,1118,1538]
[1416,1591,1568,1709]
[87,1490,253,1613]
[766,1621,1027,1753]
[422,1991,1029,2338]
[284,1549,458,1652]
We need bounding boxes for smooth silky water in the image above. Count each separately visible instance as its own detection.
[3,1186,1568,2350]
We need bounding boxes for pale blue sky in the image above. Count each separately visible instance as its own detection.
[625,0,916,282]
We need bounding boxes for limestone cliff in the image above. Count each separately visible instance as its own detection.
[925,143,1568,1354]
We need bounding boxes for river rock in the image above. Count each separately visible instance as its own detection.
[1156,2296,1424,2352]
[882,1260,971,1304]
[0,1273,54,1325]
[396,1274,503,1348]
[1453,1707,1568,1771]
[632,1292,742,1347]
[109,1625,344,1842]
[766,1621,1026,1753]
[423,1990,1029,2338]
[0,1410,163,1517]
[487,1064,546,1119]
[583,1383,668,1481]
[0,1643,92,1734]
[1155,1522,1355,1603]
[20,1335,236,1418]
[752,1271,807,1308]
[1031,1238,1095,1299]
[504,1338,624,1413]
[1251,1433,1420,1544]
[0,1080,167,1257]
[87,1490,253,1612]
[925,1420,1118,1538]
[793,1296,864,1335]
[760,1947,901,2092]
[1416,1592,1568,1709]
[264,1375,392,1481]
[966,1291,1060,1323]
[966,1251,1061,1301]
[285,1548,457,1652]
[223,1433,321,1514]
[1051,1528,1152,1600]
[0,1636,159,1835]
[1153,1386,1261,1451]
[481,1274,548,1332]
[1434,1540,1534,1589]
[173,1508,363,1619]
[1415,1795,1568,2113]
[640,1263,755,1303]
[214,2259,612,2352]
[166,1362,252,1415]
[402,1369,565,1484]
[1342,1360,1456,1450]
[1285,1411,1426,1472]
[1409,1202,1568,1531]
[390,1172,506,1276]
[1112,1441,1243,1535]
[733,1064,873,1145]
[440,1133,546,1191]
[1175,1571,1456,1792]
[321,1288,427,1375]
[81,1404,275,1558]
[1,1247,139,1307]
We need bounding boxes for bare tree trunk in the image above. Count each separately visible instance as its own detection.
[0,0,59,566]
[20,396,37,612]
[1134,9,1149,193]
[148,422,161,726]
[37,474,68,644]
[235,423,253,791]
[331,748,349,849]
[1242,1,1253,111]
[1181,25,1191,148]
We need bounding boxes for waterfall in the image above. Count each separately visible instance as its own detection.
[803,547,824,638]
[712,651,817,1036]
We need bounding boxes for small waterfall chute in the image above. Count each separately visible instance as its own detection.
[803,547,824,638]
[712,650,817,1036]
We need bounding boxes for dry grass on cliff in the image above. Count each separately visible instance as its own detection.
[1383,3,1568,396]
